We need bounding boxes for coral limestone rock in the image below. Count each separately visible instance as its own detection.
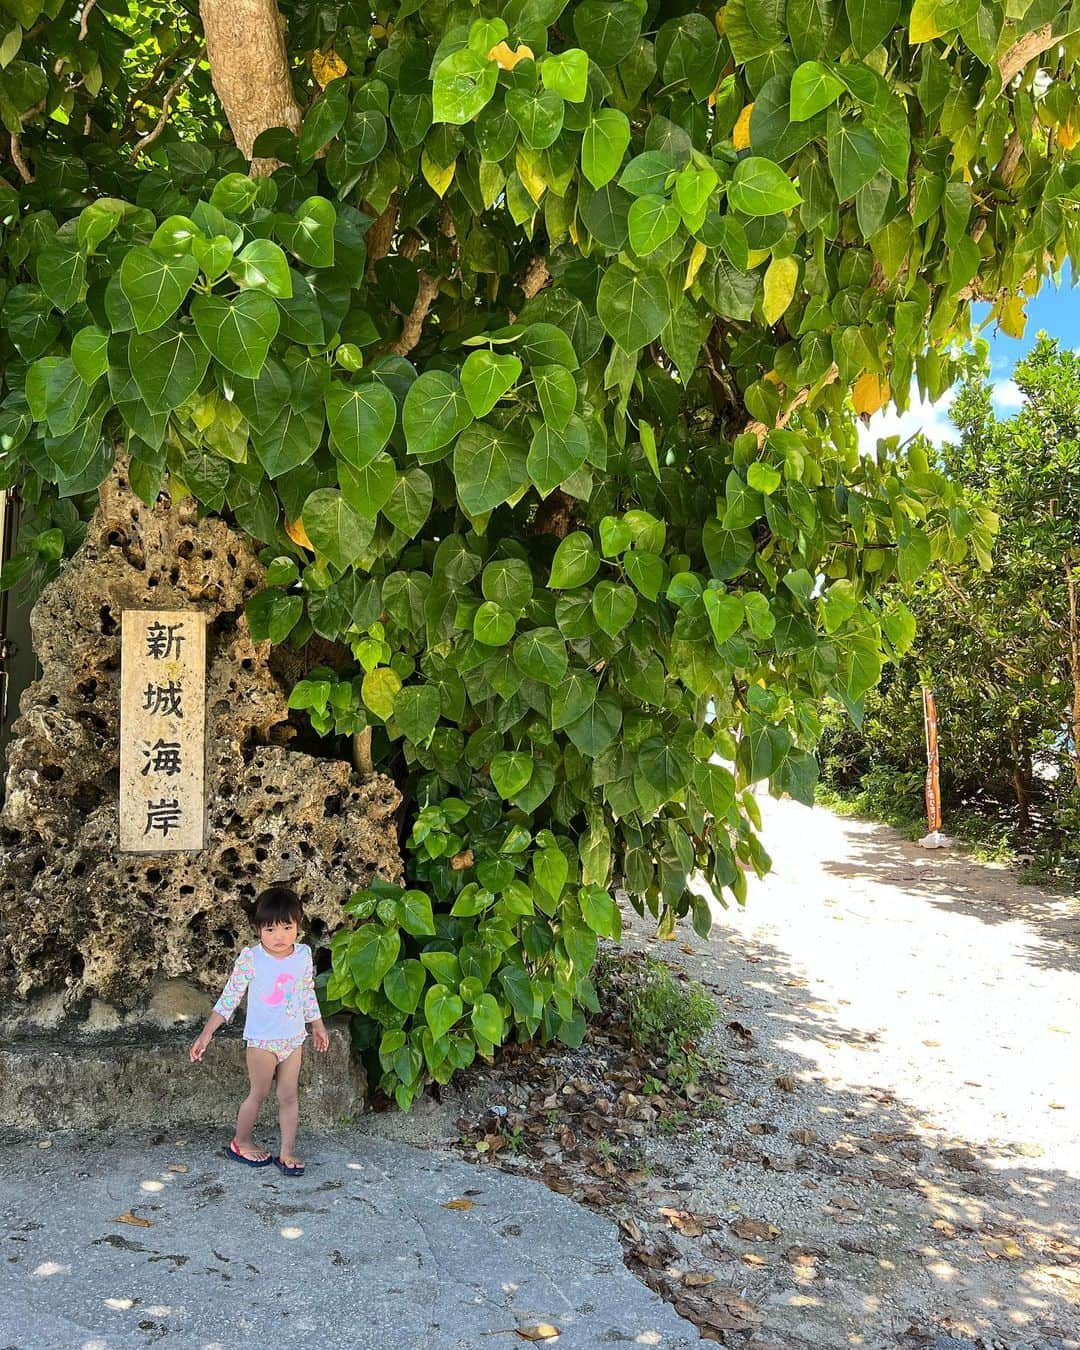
[0,458,401,1012]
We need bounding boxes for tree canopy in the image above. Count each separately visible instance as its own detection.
[1,0,1078,1104]
[821,335,1080,851]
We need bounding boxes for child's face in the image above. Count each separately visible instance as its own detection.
[259,918,299,954]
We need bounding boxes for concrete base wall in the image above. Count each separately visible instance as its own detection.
[0,1018,366,1133]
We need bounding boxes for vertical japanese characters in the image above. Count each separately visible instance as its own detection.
[119,610,207,852]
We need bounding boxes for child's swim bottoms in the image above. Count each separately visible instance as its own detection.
[245,1032,306,1063]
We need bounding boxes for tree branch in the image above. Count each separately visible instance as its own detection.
[351,727,374,783]
[745,362,840,443]
[78,0,98,40]
[363,192,399,281]
[389,272,440,356]
[128,59,198,162]
[9,133,31,183]
[998,24,1058,86]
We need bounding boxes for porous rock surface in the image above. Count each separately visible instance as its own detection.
[0,457,402,1012]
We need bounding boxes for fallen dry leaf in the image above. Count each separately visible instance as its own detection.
[785,1246,826,1267]
[983,1236,1023,1260]
[166,1163,188,1174]
[682,1271,717,1287]
[619,1217,643,1242]
[790,1128,816,1145]
[443,1197,474,1210]
[726,1021,753,1041]
[741,1251,771,1267]
[514,1323,560,1341]
[730,1217,779,1242]
[659,1208,706,1238]
[775,1075,798,1092]
[115,1212,152,1228]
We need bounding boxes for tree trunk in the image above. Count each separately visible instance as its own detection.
[1065,553,1080,790]
[199,0,303,167]
[1008,726,1032,833]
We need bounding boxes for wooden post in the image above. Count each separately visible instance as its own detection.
[922,684,942,835]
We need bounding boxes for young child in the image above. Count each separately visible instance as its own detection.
[189,883,330,1176]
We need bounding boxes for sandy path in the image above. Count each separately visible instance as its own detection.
[614,795,1080,1348]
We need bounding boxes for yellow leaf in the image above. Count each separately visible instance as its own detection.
[312,49,347,87]
[746,247,770,269]
[714,8,725,35]
[684,239,708,290]
[422,149,456,198]
[285,516,314,551]
[1059,117,1079,150]
[443,1196,474,1210]
[852,371,888,416]
[908,0,943,43]
[488,40,534,69]
[997,294,1027,339]
[569,216,579,246]
[515,146,547,205]
[733,103,753,150]
[762,255,798,325]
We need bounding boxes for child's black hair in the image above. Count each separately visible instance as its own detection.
[253,882,303,930]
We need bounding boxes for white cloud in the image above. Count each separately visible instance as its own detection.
[991,378,1024,411]
[856,380,957,455]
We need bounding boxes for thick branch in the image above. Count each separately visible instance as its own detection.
[998,24,1058,86]
[198,0,303,166]
[389,272,440,356]
[363,193,399,281]
[351,728,374,783]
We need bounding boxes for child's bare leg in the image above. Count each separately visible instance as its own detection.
[235,1048,277,1159]
[275,1046,303,1164]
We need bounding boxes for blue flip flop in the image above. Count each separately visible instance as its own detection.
[225,1138,272,1167]
[273,1155,305,1177]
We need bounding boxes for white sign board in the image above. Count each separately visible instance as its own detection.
[119,609,207,852]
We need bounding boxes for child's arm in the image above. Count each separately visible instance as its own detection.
[299,946,330,1053]
[190,948,255,1062]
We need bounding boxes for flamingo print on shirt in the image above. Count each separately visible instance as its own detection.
[262,971,300,1018]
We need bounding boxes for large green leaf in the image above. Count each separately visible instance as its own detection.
[403,370,473,459]
[191,291,279,378]
[549,531,600,587]
[527,416,589,496]
[826,111,882,200]
[789,61,844,120]
[728,156,802,214]
[37,240,85,312]
[574,0,642,64]
[582,109,631,188]
[302,488,371,570]
[628,194,682,255]
[460,350,522,417]
[129,323,210,414]
[596,263,671,351]
[453,422,528,514]
[229,239,293,297]
[119,246,198,333]
[251,402,325,477]
[276,196,336,268]
[326,380,397,467]
[432,48,498,124]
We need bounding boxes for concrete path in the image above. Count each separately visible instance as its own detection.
[0,1131,694,1349]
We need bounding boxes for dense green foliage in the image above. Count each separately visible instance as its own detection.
[820,336,1080,873]
[0,0,1078,1105]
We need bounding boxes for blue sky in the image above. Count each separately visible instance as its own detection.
[858,262,1080,450]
